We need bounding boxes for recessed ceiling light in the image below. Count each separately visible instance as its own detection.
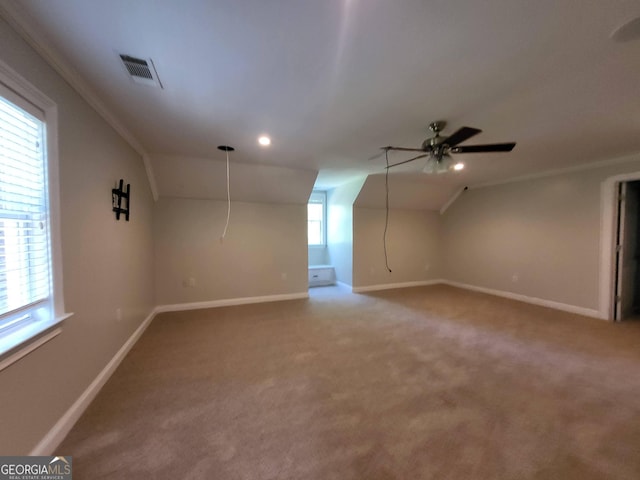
[453,162,464,171]
[258,135,271,146]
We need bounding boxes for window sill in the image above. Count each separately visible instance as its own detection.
[308,244,327,249]
[0,312,73,371]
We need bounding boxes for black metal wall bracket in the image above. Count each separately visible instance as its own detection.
[112,179,130,221]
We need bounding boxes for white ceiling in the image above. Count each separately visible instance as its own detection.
[2,0,640,208]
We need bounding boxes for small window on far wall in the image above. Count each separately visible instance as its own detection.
[308,191,326,246]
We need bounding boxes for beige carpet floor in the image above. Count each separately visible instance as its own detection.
[59,285,640,479]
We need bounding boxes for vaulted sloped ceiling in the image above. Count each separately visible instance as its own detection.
[2,1,640,209]
[355,174,458,211]
[152,155,317,204]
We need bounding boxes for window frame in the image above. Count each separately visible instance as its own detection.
[0,59,71,369]
[307,190,327,247]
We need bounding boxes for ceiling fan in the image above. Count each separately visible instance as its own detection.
[379,121,516,174]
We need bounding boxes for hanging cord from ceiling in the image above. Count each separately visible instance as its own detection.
[384,150,392,273]
[222,149,231,240]
[217,145,234,242]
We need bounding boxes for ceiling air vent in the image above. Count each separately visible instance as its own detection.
[119,54,163,88]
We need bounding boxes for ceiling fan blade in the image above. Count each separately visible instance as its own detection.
[384,146,426,153]
[386,154,428,169]
[367,151,386,161]
[444,127,482,147]
[451,142,516,153]
[369,146,424,161]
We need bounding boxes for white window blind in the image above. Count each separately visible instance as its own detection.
[0,93,50,335]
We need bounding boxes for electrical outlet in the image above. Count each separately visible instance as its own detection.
[116,308,122,322]
[424,263,430,271]
[188,277,196,287]
[281,272,287,280]
[370,267,375,275]
[512,274,519,283]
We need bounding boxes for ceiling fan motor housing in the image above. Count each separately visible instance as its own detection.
[383,121,516,171]
[422,134,449,160]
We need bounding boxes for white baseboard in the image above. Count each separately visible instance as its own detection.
[156,292,309,314]
[29,292,308,454]
[29,307,158,456]
[353,278,601,319]
[442,280,602,319]
[335,281,352,290]
[352,279,443,293]
[28,278,602,455]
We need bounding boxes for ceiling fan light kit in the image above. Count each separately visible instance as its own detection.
[382,121,516,174]
[423,156,455,174]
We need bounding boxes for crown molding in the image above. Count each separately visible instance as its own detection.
[439,186,467,215]
[0,1,158,200]
[142,154,159,201]
[470,151,640,190]
[436,151,640,213]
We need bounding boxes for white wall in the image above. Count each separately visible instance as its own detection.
[327,200,352,284]
[442,156,640,312]
[327,178,366,286]
[0,17,155,454]
[154,198,308,305]
[353,207,443,288]
[308,247,328,266]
